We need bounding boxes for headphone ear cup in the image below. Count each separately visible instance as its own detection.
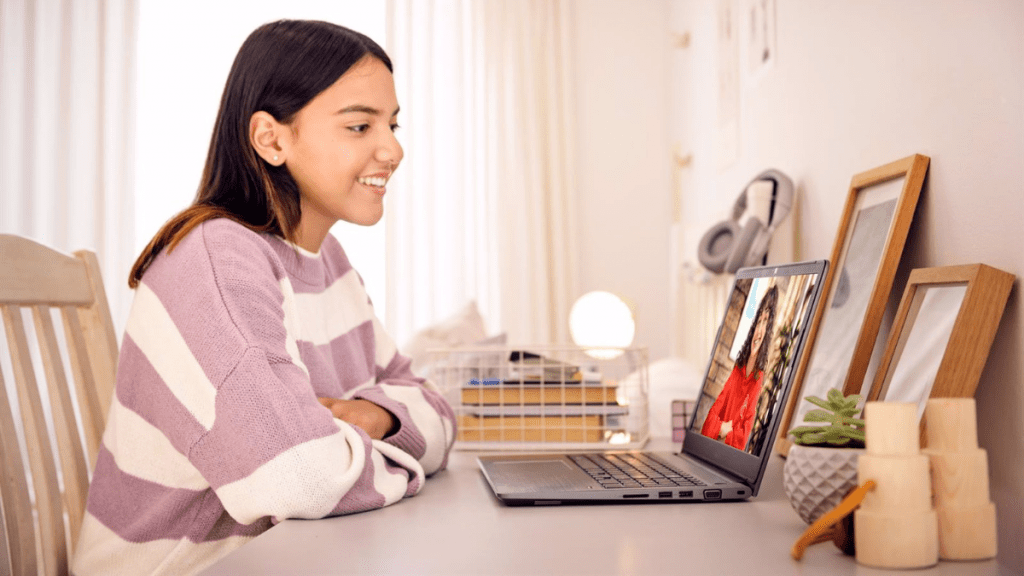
[698,220,740,273]
[724,218,766,273]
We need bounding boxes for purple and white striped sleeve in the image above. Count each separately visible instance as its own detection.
[132,223,424,524]
[351,320,457,475]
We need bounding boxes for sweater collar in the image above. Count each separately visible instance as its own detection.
[267,235,325,286]
[283,239,321,258]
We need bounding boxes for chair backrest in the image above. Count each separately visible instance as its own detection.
[0,234,119,576]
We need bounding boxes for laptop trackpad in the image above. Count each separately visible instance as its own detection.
[490,460,587,492]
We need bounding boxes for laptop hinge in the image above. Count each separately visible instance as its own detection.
[673,450,752,489]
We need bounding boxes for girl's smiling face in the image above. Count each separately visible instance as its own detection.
[282,55,403,247]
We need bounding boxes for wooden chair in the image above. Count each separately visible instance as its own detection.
[0,234,119,576]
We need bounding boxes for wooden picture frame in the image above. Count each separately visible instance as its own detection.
[776,154,930,456]
[866,264,1014,442]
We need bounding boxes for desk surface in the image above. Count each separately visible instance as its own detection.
[200,439,1005,576]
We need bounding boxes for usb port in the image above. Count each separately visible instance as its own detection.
[679,490,693,498]
[704,489,722,500]
[658,491,672,499]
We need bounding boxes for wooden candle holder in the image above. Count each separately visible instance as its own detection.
[922,398,997,560]
[854,402,938,569]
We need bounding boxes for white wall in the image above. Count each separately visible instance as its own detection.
[671,0,1024,570]
[571,0,673,361]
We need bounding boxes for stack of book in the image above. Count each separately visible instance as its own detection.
[457,351,628,443]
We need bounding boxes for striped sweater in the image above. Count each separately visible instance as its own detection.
[72,219,456,576]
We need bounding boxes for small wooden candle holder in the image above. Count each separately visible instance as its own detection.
[922,398,997,560]
[855,402,939,569]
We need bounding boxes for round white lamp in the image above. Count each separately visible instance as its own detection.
[568,291,635,359]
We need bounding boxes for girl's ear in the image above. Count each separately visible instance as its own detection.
[250,111,287,166]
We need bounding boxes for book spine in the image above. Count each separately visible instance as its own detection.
[456,414,606,443]
[460,386,618,405]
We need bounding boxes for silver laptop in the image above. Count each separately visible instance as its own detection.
[477,259,828,505]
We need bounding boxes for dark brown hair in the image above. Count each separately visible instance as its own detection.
[735,284,778,374]
[129,20,392,288]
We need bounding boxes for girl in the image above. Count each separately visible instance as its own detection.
[73,20,456,575]
[700,285,778,451]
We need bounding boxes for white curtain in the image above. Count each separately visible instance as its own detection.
[385,0,579,347]
[0,0,137,332]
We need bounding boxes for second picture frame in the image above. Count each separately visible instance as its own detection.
[867,263,1014,443]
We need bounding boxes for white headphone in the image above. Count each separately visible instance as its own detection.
[697,169,794,274]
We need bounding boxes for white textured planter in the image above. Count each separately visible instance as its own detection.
[783,445,865,525]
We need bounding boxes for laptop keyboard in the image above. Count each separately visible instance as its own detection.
[569,453,707,489]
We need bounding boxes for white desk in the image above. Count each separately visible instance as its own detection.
[200,439,1006,575]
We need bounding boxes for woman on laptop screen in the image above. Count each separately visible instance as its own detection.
[700,285,779,450]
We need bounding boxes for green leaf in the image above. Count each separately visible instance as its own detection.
[844,429,866,442]
[822,427,844,440]
[804,396,830,410]
[798,432,827,445]
[826,436,852,446]
[838,416,866,428]
[827,388,844,405]
[803,409,836,424]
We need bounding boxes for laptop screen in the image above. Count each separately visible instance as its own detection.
[685,260,827,487]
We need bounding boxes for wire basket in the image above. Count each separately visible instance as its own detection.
[425,345,649,451]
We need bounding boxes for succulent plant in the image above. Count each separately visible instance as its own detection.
[790,388,866,448]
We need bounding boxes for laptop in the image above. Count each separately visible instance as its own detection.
[477,259,829,505]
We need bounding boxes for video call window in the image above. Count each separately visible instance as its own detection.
[690,272,820,456]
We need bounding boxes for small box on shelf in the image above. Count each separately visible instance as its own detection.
[671,399,695,443]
